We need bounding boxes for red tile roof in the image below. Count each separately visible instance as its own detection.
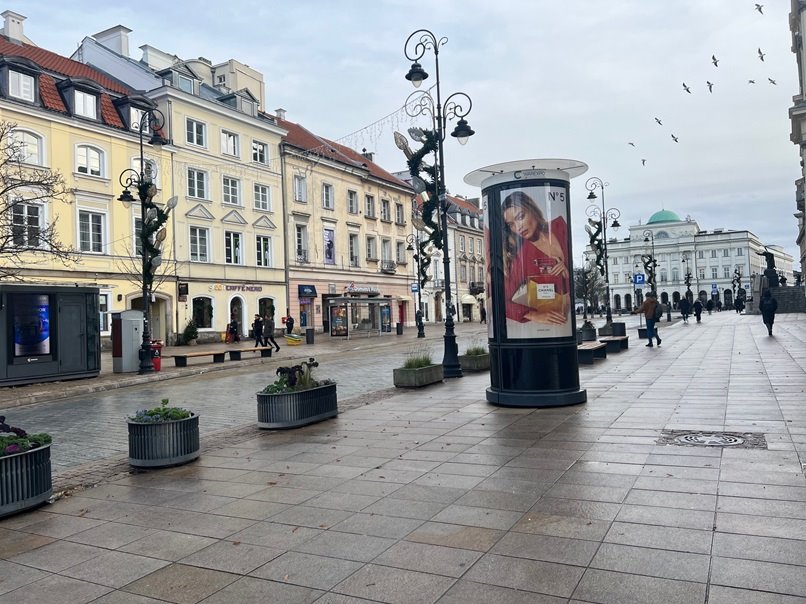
[100,93,125,129]
[38,74,66,112]
[0,38,130,95]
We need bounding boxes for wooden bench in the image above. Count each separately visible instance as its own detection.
[599,335,629,353]
[578,341,607,365]
[172,350,226,367]
[229,347,273,361]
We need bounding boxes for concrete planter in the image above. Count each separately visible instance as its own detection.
[580,327,598,342]
[0,445,52,519]
[127,414,200,468]
[458,354,490,372]
[393,364,444,388]
[257,382,338,429]
[611,322,627,337]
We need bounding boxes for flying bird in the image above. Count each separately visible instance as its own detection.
[655,117,663,125]
[628,142,636,147]
[769,78,777,85]
[707,81,714,93]
[641,159,646,166]
[758,48,766,61]
[671,134,679,143]
[755,3,763,14]
[712,54,719,67]
[748,79,756,84]
[683,82,692,93]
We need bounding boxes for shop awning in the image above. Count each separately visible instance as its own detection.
[298,284,318,297]
[461,294,479,304]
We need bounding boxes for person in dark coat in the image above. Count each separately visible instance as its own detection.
[286,314,295,335]
[263,314,280,351]
[758,289,778,336]
[692,299,704,323]
[679,297,691,323]
[252,314,263,347]
[632,292,662,347]
[705,299,714,314]
[735,298,745,314]
[479,305,487,324]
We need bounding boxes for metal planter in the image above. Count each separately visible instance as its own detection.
[393,364,444,388]
[458,354,490,372]
[0,445,52,519]
[127,414,200,468]
[257,383,338,429]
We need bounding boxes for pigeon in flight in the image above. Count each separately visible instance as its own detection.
[712,55,719,67]
[758,48,766,61]
[655,117,663,125]
[671,134,679,143]
[768,78,777,85]
[755,3,763,14]
[628,142,636,147]
[683,82,692,93]
[748,79,756,84]
[641,159,647,166]
[707,81,714,93]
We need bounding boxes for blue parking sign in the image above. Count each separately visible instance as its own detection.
[633,274,646,285]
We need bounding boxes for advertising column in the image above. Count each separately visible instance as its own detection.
[465,159,588,407]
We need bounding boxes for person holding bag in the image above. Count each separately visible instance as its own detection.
[633,292,662,348]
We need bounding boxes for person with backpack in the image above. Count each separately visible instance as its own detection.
[758,288,778,336]
[693,299,704,323]
[632,291,662,347]
[263,314,280,351]
[706,299,714,315]
[679,297,691,324]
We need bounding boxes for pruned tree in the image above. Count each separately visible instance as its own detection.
[0,121,76,278]
[574,262,607,309]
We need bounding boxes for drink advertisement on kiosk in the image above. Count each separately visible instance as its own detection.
[329,305,348,337]
[14,294,51,356]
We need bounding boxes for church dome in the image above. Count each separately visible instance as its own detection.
[647,209,681,224]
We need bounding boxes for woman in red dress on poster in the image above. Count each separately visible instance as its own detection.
[502,190,570,327]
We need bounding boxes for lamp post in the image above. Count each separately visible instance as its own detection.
[642,229,658,293]
[580,253,590,322]
[585,177,620,328]
[404,29,475,379]
[406,233,426,338]
[683,254,693,300]
[117,108,173,374]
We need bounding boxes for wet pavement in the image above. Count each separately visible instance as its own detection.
[1,311,805,603]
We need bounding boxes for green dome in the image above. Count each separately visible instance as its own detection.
[647,209,681,224]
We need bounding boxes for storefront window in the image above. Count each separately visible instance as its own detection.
[258,297,275,318]
[99,293,110,333]
[192,296,213,328]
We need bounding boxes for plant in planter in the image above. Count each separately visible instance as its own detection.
[458,344,490,372]
[182,320,199,345]
[579,319,597,342]
[0,416,52,518]
[257,357,337,429]
[393,348,443,388]
[127,399,199,468]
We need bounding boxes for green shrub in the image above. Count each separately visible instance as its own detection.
[0,416,51,457]
[129,398,193,423]
[403,353,433,369]
[261,358,333,394]
[464,345,487,356]
[182,320,198,344]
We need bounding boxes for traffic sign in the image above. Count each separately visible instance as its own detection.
[411,282,419,293]
[633,274,646,285]
[711,283,718,293]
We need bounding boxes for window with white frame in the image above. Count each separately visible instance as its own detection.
[347,190,358,214]
[396,203,405,225]
[11,201,41,247]
[396,241,406,263]
[76,145,103,177]
[9,70,35,102]
[186,118,206,147]
[711,249,717,258]
[222,176,240,205]
[366,236,377,260]
[613,273,619,284]
[74,90,97,119]
[130,107,149,133]
[381,199,391,221]
[672,268,679,281]
[187,168,207,199]
[221,130,239,157]
[659,270,666,283]
[254,183,271,211]
[189,226,209,262]
[723,248,730,257]
[324,229,335,264]
[711,267,718,279]
[178,75,194,93]
[365,194,375,218]
[252,140,268,164]
[322,183,334,210]
[79,210,105,253]
[698,267,705,279]
[723,266,731,278]
[460,263,467,283]
[459,236,465,252]
[293,175,307,202]
[698,250,704,259]
[134,217,143,257]
[10,130,43,165]
[612,256,619,265]
[256,235,272,267]
[295,225,308,262]
[225,231,243,264]
[99,293,111,333]
[737,248,743,256]
[192,296,213,328]
[349,233,359,266]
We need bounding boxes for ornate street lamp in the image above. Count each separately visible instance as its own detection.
[585,177,620,328]
[683,254,693,300]
[642,229,657,292]
[406,233,426,338]
[117,108,175,374]
[403,29,475,378]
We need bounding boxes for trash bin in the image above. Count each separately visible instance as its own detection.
[151,340,163,372]
[306,328,314,345]
[396,322,403,335]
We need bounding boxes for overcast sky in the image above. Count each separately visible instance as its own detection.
[12,0,802,267]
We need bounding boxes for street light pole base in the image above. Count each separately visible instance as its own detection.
[442,333,463,378]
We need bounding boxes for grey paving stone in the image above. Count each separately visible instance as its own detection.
[0,528,55,559]
[179,540,283,574]
[716,511,806,540]
[615,503,715,530]
[624,489,716,511]
[293,531,396,562]
[331,513,424,539]
[571,568,706,604]
[513,511,612,541]
[65,522,156,549]
[717,482,806,502]
[118,531,217,561]
[332,564,455,604]
[228,521,323,550]
[405,521,504,552]
[0,573,112,604]
[17,514,107,539]
[246,486,321,504]
[90,591,169,603]
[122,563,238,604]
[61,550,170,589]
[711,556,806,597]
[372,540,482,578]
[0,560,49,595]
[491,531,599,566]
[713,532,806,566]
[527,497,622,521]
[436,580,566,604]
[463,553,584,598]
[707,585,806,604]
[250,551,363,590]
[544,482,631,503]
[361,497,444,520]
[604,521,712,554]
[387,484,467,504]
[8,540,105,573]
[430,504,523,530]
[590,542,711,583]
[717,495,806,519]
[208,498,289,520]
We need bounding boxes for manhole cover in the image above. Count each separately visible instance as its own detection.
[657,430,767,449]
[675,433,744,446]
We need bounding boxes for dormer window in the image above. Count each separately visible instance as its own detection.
[9,70,34,102]
[74,90,97,119]
[130,107,150,133]
[241,98,254,115]
[178,75,193,94]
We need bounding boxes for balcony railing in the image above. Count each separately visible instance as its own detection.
[350,257,360,267]
[432,279,445,290]
[296,250,309,263]
[469,281,485,295]
[380,260,396,274]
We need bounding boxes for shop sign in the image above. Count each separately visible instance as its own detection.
[208,284,263,292]
[298,284,318,297]
[345,282,380,295]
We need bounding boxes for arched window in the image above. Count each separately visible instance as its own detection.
[76,144,104,177]
[192,296,214,328]
[624,293,632,310]
[10,129,43,165]
[613,294,622,310]
[672,291,681,307]
[258,297,276,318]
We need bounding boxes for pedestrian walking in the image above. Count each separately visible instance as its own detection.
[251,314,263,347]
[693,299,703,323]
[758,288,778,336]
[632,291,662,347]
[679,297,691,323]
[263,314,280,351]
[286,314,295,335]
[706,299,714,315]
[735,298,745,314]
[716,300,723,312]
[480,305,487,324]
[226,317,240,343]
